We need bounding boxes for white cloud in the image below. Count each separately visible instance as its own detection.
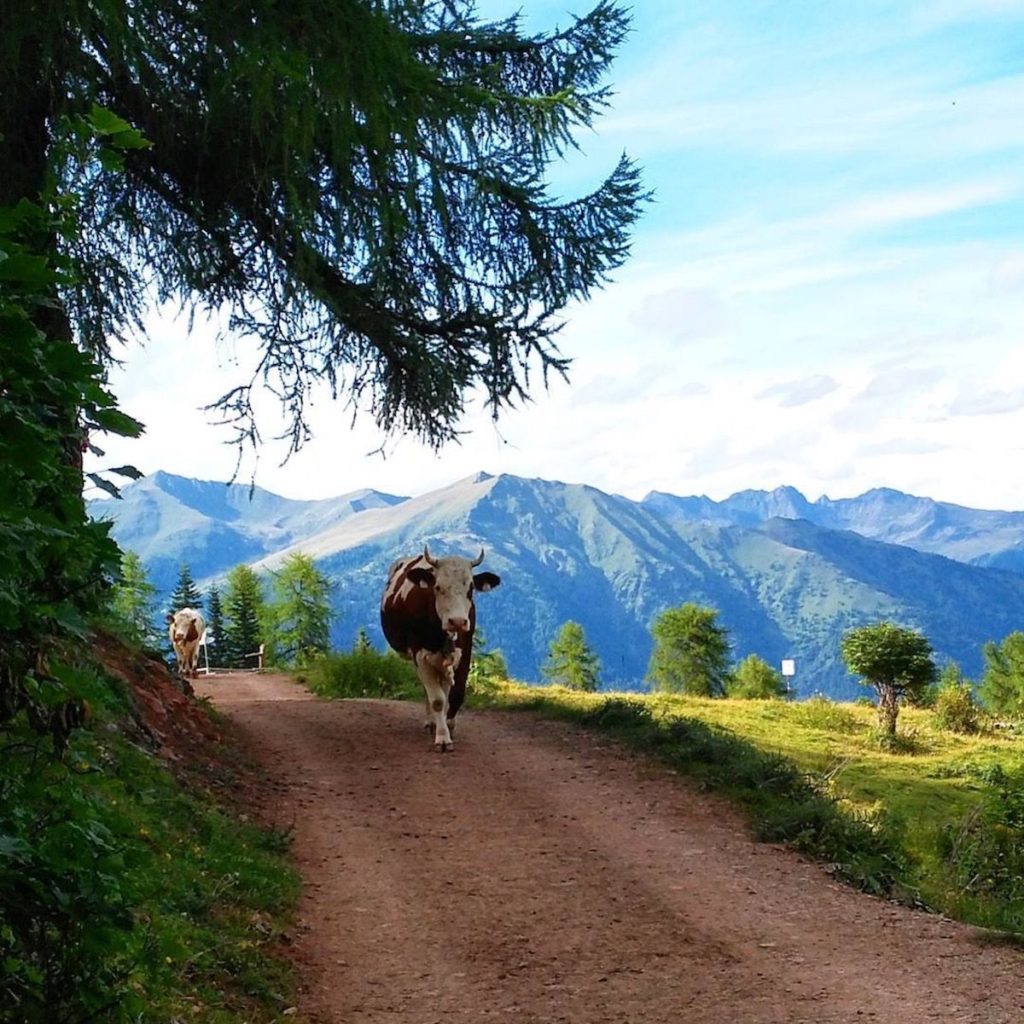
[87,3,1024,515]
[757,375,839,408]
[949,388,1024,416]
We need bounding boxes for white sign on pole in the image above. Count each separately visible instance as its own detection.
[199,629,210,675]
[781,659,796,677]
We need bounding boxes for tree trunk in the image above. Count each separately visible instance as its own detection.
[876,683,899,735]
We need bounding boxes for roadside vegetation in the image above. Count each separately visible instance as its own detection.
[302,630,421,701]
[0,654,300,1023]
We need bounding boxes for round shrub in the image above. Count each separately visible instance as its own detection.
[933,683,982,734]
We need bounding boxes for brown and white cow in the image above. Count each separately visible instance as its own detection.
[167,608,206,679]
[380,545,501,752]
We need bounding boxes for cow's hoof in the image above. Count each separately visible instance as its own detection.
[433,740,454,753]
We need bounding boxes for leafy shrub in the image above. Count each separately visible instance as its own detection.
[794,695,860,733]
[933,682,983,734]
[867,725,926,755]
[930,760,1008,785]
[726,654,788,700]
[940,775,1024,930]
[464,670,508,707]
[304,649,421,700]
[469,647,509,686]
[0,150,143,744]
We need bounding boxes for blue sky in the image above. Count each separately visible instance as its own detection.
[96,1,1024,509]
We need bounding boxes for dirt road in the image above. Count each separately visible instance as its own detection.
[198,672,1023,1023]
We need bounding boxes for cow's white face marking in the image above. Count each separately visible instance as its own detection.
[384,554,478,634]
[423,558,477,634]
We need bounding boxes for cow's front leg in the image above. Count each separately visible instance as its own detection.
[414,652,454,752]
[444,648,462,737]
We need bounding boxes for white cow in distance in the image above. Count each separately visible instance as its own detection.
[167,608,205,679]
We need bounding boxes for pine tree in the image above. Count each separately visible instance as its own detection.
[542,621,600,692]
[109,550,160,648]
[353,628,375,654]
[979,632,1024,719]
[204,586,226,668]
[222,565,267,669]
[266,553,334,667]
[169,563,203,615]
[647,603,731,697]
[3,2,645,456]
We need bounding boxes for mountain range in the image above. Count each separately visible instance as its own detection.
[89,471,1024,698]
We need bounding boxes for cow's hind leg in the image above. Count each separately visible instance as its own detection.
[414,652,453,752]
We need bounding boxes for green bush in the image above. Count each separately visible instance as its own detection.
[867,726,926,755]
[940,775,1024,931]
[304,649,421,700]
[794,695,860,733]
[726,654,789,700]
[933,682,983,734]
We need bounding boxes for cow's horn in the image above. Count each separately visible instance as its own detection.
[423,544,439,567]
[471,547,485,567]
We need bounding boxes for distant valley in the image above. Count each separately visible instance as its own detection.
[90,471,1024,698]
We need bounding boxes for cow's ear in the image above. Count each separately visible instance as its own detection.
[407,567,435,589]
[165,613,174,623]
[473,571,501,592]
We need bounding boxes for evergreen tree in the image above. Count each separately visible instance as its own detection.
[353,628,375,654]
[109,550,160,648]
[204,586,226,667]
[841,621,937,735]
[169,563,203,615]
[647,603,731,697]
[979,632,1024,719]
[4,2,645,457]
[222,565,267,669]
[266,553,334,667]
[542,621,600,691]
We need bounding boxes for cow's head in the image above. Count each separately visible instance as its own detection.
[407,545,501,634]
[167,609,201,644]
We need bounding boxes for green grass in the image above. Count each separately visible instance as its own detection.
[0,662,301,1024]
[470,682,1024,934]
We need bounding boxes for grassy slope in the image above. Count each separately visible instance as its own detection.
[0,650,301,1024]
[470,681,1024,934]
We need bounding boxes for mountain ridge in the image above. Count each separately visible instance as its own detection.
[90,471,1024,697]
